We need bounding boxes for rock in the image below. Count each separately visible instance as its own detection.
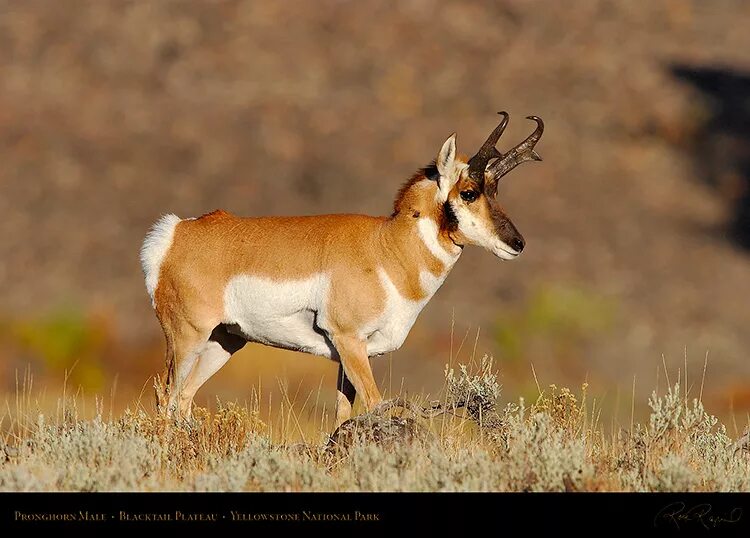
[326,414,430,453]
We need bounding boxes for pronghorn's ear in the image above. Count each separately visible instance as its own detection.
[436,133,458,199]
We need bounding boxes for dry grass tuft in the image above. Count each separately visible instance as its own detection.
[1,360,749,492]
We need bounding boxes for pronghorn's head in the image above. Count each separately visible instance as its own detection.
[435,112,544,260]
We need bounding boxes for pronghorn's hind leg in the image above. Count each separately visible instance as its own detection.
[156,313,213,419]
[177,324,246,417]
[154,322,175,415]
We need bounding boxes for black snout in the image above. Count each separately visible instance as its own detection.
[490,204,525,256]
[510,236,525,253]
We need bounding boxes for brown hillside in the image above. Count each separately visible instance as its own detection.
[1,1,749,406]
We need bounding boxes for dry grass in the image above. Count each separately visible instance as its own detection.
[1,356,749,492]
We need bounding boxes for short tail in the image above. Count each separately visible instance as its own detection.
[140,213,181,307]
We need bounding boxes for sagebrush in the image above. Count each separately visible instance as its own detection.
[1,358,748,492]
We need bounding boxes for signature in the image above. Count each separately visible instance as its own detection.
[654,502,743,530]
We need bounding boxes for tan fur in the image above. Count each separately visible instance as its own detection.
[155,204,452,326]
[153,174,460,422]
[148,138,527,425]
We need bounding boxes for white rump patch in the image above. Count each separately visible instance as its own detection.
[140,213,181,307]
[223,273,334,358]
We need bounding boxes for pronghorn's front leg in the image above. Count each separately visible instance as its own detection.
[335,364,356,428]
[332,335,382,423]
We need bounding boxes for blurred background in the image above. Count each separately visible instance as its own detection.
[1,0,749,429]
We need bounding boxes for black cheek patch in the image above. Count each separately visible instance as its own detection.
[442,201,459,232]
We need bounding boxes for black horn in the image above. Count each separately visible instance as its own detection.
[485,115,544,196]
[466,111,509,186]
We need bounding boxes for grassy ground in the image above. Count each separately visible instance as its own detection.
[1,357,748,492]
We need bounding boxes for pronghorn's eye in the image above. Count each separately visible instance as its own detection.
[460,190,479,203]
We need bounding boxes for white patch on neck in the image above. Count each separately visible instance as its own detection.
[451,202,519,260]
[417,218,462,266]
[361,267,450,356]
[356,217,461,355]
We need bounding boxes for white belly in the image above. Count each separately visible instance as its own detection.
[222,265,451,359]
[223,274,334,357]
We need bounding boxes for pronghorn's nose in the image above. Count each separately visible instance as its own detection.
[510,236,525,253]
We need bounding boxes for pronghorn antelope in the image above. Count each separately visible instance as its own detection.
[140,112,544,427]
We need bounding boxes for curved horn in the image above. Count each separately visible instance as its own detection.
[485,115,544,195]
[466,111,509,186]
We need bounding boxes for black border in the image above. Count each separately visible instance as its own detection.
[2,492,749,533]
